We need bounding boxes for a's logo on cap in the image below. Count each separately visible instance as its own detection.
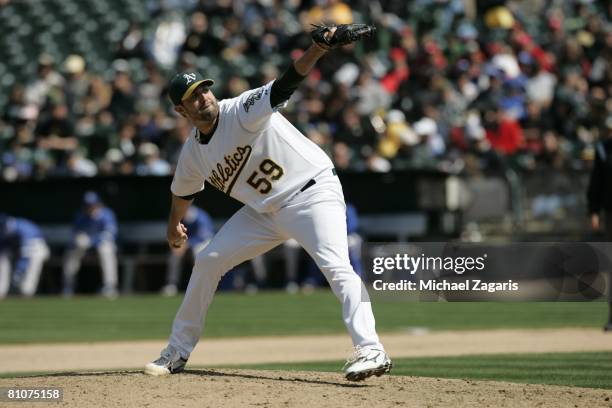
[183,73,197,84]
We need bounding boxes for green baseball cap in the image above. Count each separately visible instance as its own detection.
[168,71,214,105]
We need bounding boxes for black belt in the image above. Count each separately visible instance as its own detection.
[300,168,337,192]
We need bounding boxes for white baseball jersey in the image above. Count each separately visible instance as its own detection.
[171,80,334,213]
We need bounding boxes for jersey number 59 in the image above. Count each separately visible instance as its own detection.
[247,159,284,194]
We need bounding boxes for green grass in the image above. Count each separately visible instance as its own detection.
[226,352,612,390]
[0,291,607,343]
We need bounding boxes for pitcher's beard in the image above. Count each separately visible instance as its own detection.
[198,103,218,123]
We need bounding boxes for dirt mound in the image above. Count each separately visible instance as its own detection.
[2,369,610,408]
[3,328,612,374]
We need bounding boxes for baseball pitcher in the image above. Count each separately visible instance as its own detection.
[145,23,391,381]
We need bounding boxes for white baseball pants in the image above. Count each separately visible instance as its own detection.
[18,239,50,296]
[0,239,49,298]
[0,253,10,298]
[63,239,118,293]
[169,171,381,358]
[165,240,210,288]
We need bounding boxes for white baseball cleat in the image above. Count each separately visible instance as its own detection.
[144,345,188,376]
[343,346,392,382]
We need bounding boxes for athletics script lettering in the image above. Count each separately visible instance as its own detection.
[207,145,253,193]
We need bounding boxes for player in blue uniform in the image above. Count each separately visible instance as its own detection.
[62,191,119,298]
[345,203,363,276]
[161,206,214,296]
[0,214,50,298]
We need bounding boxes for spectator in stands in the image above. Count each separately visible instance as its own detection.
[536,130,569,170]
[0,214,50,298]
[34,102,79,176]
[108,67,137,126]
[355,69,392,116]
[115,22,146,60]
[115,122,138,162]
[484,109,524,155]
[149,10,187,69]
[61,149,98,177]
[62,191,119,298]
[62,54,91,115]
[24,54,65,109]
[136,62,166,113]
[378,109,417,167]
[85,76,113,116]
[410,117,446,168]
[181,11,222,56]
[3,85,37,127]
[136,142,172,176]
[98,148,125,176]
[0,0,609,180]
[336,103,378,157]
[161,206,214,296]
[525,61,557,108]
[164,116,192,167]
[305,0,353,25]
[332,142,357,171]
[1,143,33,182]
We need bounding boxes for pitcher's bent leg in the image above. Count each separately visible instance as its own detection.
[168,206,284,358]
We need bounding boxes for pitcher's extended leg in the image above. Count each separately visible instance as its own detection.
[277,178,381,348]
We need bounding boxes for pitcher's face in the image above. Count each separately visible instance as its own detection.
[175,83,219,124]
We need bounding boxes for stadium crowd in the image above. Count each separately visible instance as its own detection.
[0,0,610,182]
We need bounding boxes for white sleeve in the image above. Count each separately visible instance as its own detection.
[235,81,287,132]
[170,138,205,197]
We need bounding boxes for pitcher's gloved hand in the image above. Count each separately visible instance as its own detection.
[310,23,376,50]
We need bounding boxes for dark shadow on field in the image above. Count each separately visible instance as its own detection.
[3,370,142,378]
[4,369,368,388]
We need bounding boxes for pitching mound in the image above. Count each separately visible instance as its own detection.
[4,328,612,374]
[2,369,610,407]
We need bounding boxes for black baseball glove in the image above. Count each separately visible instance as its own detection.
[311,23,376,49]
